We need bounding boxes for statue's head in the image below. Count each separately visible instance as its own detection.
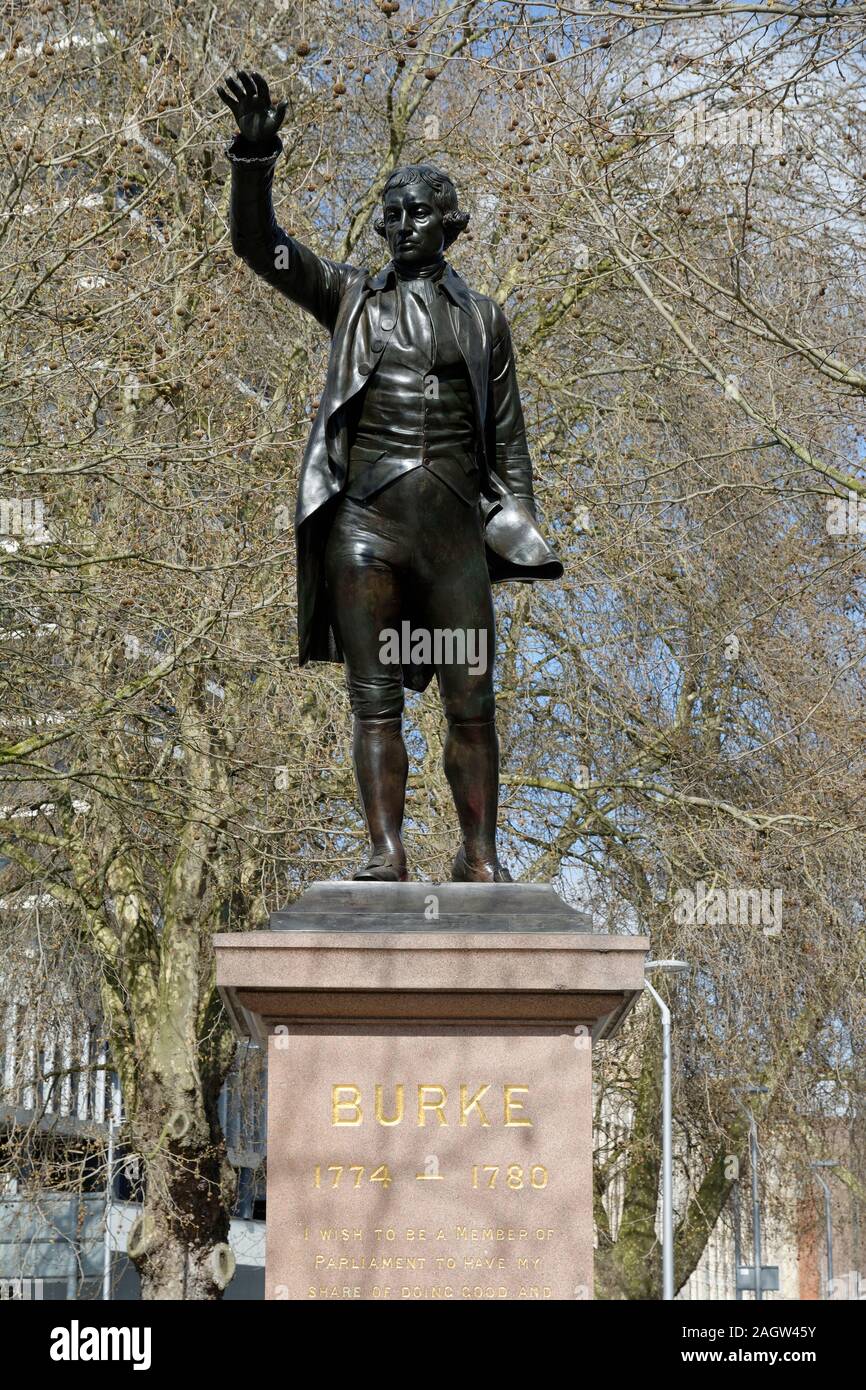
[374,164,470,268]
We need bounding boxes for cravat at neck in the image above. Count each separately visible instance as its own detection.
[394,256,446,282]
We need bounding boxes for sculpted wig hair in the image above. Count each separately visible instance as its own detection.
[374,164,471,248]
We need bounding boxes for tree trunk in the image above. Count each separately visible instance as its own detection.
[128,1093,237,1301]
[595,1026,664,1299]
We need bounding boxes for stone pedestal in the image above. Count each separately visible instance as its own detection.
[215,882,648,1301]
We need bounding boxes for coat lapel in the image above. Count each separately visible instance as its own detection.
[440,266,488,441]
[299,261,489,525]
[327,262,485,427]
[324,267,397,427]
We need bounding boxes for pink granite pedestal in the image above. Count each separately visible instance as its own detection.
[215,882,648,1302]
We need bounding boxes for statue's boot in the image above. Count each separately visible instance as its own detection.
[354,852,407,883]
[351,715,408,882]
[444,716,512,883]
[451,845,513,884]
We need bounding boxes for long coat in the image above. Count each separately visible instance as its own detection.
[227,135,562,689]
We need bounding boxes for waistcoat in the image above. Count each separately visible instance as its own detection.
[346,272,478,505]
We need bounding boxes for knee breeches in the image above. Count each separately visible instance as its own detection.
[324,469,496,723]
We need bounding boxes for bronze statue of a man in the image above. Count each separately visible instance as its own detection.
[219,70,561,884]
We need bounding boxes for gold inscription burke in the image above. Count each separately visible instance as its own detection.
[504,1086,532,1127]
[417,1085,448,1126]
[459,1084,491,1126]
[332,1085,363,1126]
[375,1084,404,1126]
[330,1084,533,1128]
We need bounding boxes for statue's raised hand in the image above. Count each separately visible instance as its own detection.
[217,69,287,146]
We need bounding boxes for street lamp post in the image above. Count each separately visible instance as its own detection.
[103,1118,115,1302]
[732,1175,743,1300]
[810,1160,838,1298]
[734,1085,769,1300]
[644,959,690,1301]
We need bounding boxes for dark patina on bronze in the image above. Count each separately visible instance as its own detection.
[218,71,562,884]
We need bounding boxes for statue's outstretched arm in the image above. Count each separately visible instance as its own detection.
[218,70,355,333]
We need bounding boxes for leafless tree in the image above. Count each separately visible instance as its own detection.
[1,0,864,1296]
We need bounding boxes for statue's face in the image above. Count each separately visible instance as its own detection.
[382,180,446,267]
